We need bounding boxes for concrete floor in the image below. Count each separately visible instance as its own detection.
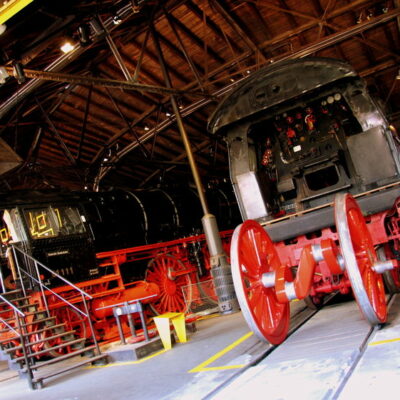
[0,296,399,400]
[0,310,267,400]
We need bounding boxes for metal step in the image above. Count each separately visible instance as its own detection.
[21,316,56,328]
[0,296,31,306]
[0,316,17,323]
[12,338,86,361]
[22,323,67,337]
[0,315,56,332]
[22,345,99,371]
[0,334,20,346]
[0,290,22,297]
[15,303,37,310]
[0,303,36,314]
[24,310,49,318]
[0,308,14,315]
[4,330,76,353]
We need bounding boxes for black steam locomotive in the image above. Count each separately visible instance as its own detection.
[0,185,240,288]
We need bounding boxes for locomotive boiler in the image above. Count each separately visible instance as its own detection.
[208,57,400,344]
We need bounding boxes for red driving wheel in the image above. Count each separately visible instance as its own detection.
[231,220,290,344]
[146,254,193,315]
[335,193,387,324]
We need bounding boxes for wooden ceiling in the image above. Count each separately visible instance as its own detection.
[0,0,399,191]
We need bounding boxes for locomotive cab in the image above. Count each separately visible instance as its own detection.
[209,58,400,240]
[0,195,97,288]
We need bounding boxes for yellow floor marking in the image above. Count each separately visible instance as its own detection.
[86,349,167,369]
[198,365,246,371]
[189,331,253,373]
[198,314,221,321]
[368,337,400,346]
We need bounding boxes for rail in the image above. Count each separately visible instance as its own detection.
[9,245,101,356]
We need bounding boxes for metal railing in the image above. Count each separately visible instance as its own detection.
[95,294,157,344]
[0,294,33,389]
[9,245,101,356]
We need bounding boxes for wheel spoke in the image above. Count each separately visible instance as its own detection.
[146,254,192,315]
[231,220,290,344]
[241,240,262,273]
[335,193,387,324]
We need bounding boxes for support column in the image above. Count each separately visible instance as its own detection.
[151,26,239,314]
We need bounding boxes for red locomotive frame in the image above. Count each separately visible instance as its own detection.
[25,230,233,346]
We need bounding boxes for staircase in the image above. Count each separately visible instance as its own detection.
[0,246,109,389]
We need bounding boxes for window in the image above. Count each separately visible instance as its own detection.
[24,206,85,239]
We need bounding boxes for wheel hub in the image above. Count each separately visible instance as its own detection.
[164,278,176,295]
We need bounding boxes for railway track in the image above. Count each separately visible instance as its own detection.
[204,293,398,400]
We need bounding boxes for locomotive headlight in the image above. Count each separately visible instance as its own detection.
[293,145,302,152]
[334,93,342,101]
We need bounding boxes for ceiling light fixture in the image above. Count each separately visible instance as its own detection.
[112,15,122,25]
[60,41,75,53]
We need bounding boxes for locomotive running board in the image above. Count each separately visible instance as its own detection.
[262,182,400,242]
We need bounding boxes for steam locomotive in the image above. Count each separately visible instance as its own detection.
[0,185,240,290]
[208,57,400,344]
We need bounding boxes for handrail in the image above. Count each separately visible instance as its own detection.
[11,245,93,299]
[94,294,157,311]
[0,315,21,337]
[0,294,25,317]
[8,244,102,356]
[0,294,33,388]
[16,269,89,318]
[0,265,4,293]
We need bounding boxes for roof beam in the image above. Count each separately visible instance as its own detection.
[245,1,272,42]
[76,84,93,163]
[185,0,242,54]
[256,0,383,50]
[163,7,205,89]
[165,13,225,64]
[210,0,266,59]
[267,7,400,61]
[3,66,206,97]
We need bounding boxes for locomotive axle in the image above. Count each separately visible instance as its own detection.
[260,239,395,303]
